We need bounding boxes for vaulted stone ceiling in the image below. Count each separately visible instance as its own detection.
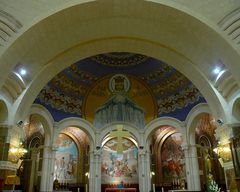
[34,52,206,123]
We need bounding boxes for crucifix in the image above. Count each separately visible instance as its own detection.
[109,124,130,154]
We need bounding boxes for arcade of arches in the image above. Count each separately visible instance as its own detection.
[0,1,240,192]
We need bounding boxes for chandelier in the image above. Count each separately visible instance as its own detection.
[9,142,28,162]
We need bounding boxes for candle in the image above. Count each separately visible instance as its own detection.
[86,183,88,192]
[153,184,156,192]
[162,187,164,192]
[78,187,80,192]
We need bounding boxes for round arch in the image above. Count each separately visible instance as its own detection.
[55,117,95,149]
[232,96,240,122]
[98,122,141,147]
[28,104,54,146]
[2,1,235,127]
[186,104,213,145]
[144,116,183,143]
[12,38,229,128]
[185,103,211,145]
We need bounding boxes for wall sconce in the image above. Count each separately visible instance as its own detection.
[213,144,231,163]
[9,142,27,162]
[213,145,231,156]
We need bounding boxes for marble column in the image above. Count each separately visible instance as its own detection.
[183,144,201,191]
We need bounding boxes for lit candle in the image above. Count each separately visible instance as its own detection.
[86,183,88,192]
[153,184,155,192]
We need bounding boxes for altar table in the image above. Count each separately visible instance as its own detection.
[105,188,137,192]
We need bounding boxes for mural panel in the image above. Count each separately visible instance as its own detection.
[161,133,185,182]
[54,134,78,183]
[102,138,138,184]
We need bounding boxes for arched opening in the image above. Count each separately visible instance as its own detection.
[101,136,139,191]
[53,127,90,192]
[232,97,240,121]
[16,114,45,192]
[149,126,185,191]
[194,114,226,191]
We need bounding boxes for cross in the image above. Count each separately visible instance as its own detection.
[109,125,130,154]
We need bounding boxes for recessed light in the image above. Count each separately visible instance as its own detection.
[213,67,221,75]
[19,68,27,76]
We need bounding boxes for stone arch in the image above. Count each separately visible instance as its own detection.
[232,96,240,122]
[144,117,183,144]
[185,103,211,145]
[98,122,141,148]
[0,99,8,124]
[28,104,54,146]
[6,1,232,128]
[55,117,95,150]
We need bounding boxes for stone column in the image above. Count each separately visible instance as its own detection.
[145,149,152,192]
[89,149,101,192]
[40,146,56,192]
[183,144,201,191]
[89,151,94,192]
[48,147,57,192]
[138,149,148,192]
[28,149,39,192]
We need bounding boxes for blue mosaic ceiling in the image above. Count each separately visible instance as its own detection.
[34,52,206,122]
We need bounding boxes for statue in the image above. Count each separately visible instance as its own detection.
[204,149,212,174]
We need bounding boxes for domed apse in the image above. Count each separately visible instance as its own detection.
[34,52,206,124]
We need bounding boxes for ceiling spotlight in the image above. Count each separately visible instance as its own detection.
[19,68,27,76]
[213,67,221,75]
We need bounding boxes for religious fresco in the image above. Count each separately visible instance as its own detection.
[101,138,138,184]
[161,133,185,182]
[34,52,206,122]
[92,75,148,128]
[54,134,78,183]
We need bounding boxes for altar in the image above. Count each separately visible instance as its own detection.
[105,188,137,192]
